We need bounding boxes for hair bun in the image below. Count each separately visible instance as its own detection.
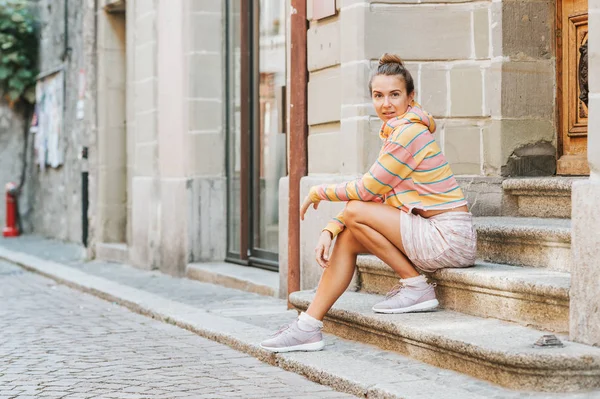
[379,53,404,67]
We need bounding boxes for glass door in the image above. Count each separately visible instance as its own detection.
[226,0,287,271]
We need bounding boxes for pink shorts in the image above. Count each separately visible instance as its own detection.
[400,211,477,273]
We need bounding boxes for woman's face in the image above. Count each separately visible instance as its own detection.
[371,74,414,122]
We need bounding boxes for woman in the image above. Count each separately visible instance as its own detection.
[260,54,477,353]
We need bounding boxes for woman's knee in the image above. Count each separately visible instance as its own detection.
[344,200,364,225]
[335,228,364,255]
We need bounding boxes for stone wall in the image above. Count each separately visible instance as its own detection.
[278,0,558,294]
[24,0,92,243]
[126,0,226,275]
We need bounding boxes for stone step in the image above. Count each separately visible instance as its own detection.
[186,262,278,297]
[474,216,571,271]
[289,290,600,392]
[356,255,570,333]
[502,177,584,218]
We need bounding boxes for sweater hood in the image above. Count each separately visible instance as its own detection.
[379,101,436,140]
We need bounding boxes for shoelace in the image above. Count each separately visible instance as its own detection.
[270,323,291,337]
[385,281,437,299]
[385,282,405,299]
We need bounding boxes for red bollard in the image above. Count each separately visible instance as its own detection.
[3,182,19,237]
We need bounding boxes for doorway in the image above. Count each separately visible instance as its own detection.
[557,0,589,175]
[225,0,287,271]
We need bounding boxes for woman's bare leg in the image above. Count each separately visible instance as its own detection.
[345,201,420,279]
[305,228,368,321]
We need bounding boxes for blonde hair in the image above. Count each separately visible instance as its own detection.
[369,53,414,94]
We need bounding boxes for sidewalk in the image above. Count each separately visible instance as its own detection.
[1,235,597,399]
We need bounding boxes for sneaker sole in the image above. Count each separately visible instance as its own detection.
[372,299,440,314]
[260,340,325,353]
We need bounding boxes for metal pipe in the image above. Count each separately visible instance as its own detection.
[288,0,308,307]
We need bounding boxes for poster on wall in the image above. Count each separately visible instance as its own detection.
[34,71,64,170]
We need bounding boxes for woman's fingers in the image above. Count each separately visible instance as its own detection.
[300,196,312,221]
[315,245,325,268]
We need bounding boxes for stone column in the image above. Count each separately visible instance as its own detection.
[570,3,600,346]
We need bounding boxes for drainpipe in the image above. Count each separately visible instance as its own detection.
[288,0,308,307]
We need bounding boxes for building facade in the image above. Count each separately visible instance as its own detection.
[13,0,599,350]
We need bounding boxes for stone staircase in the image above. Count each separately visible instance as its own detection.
[290,177,600,392]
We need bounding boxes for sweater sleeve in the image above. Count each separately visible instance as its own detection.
[323,210,346,238]
[309,131,420,204]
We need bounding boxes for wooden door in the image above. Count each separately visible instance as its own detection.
[557,0,589,175]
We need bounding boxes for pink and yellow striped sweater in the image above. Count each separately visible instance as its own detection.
[309,101,467,238]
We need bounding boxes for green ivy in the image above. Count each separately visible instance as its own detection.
[0,0,38,105]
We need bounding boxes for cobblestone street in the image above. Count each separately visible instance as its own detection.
[0,261,353,399]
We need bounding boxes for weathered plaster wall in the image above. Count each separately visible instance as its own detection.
[25,0,92,243]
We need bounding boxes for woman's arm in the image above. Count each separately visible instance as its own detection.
[308,132,420,204]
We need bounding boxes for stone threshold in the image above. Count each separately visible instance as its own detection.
[95,242,129,264]
[290,289,600,392]
[186,262,278,297]
[0,245,567,399]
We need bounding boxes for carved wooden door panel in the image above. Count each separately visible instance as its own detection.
[557,0,589,175]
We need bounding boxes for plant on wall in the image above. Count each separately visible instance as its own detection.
[0,0,38,106]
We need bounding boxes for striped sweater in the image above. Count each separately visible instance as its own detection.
[309,101,467,238]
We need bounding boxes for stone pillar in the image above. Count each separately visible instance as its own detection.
[570,3,600,346]
[155,0,189,276]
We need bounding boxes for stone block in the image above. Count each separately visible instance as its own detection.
[482,121,502,175]
[135,11,156,45]
[502,0,552,60]
[135,142,158,177]
[341,60,372,111]
[135,43,157,81]
[190,0,221,13]
[308,18,340,71]
[159,178,189,276]
[450,66,483,117]
[107,89,127,128]
[135,110,157,143]
[136,0,156,16]
[98,166,127,206]
[474,7,490,59]
[278,176,289,299]
[300,175,358,291]
[570,180,600,346]
[587,95,600,174]
[97,203,128,243]
[189,99,222,132]
[455,176,503,216]
[495,119,555,176]
[420,64,448,117]
[444,124,481,175]
[308,66,341,125]
[129,177,156,269]
[501,60,554,119]
[490,1,503,58]
[308,125,340,174]
[187,132,225,176]
[365,5,472,60]
[188,177,227,262]
[485,61,502,118]
[189,53,222,98]
[134,78,157,114]
[191,13,222,53]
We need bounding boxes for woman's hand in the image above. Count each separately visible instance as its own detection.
[315,231,333,268]
[300,195,320,221]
